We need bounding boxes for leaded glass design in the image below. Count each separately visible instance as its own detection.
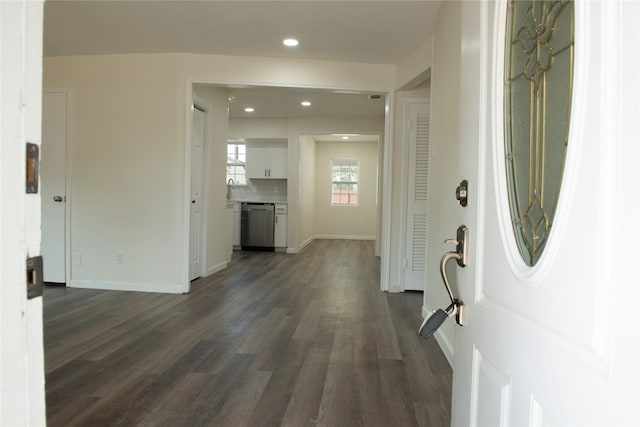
[504,0,574,265]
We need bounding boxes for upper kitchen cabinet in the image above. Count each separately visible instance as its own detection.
[246,140,288,179]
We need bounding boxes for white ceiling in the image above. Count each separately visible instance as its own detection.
[44,1,441,64]
[44,1,439,119]
[212,85,386,118]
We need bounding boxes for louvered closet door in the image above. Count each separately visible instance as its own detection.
[404,100,430,291]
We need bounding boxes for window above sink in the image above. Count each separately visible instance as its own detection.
[226,141,247,185]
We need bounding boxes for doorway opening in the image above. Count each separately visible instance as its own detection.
[185,83,393,292]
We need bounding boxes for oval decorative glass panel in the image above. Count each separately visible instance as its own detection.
[504,0,574,265]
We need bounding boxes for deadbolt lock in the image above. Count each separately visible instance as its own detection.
[456,179,468,207]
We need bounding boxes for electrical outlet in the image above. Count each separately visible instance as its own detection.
[273,186,279,194]
[116,253,124,264]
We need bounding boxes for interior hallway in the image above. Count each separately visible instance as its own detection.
[44,240,452,426]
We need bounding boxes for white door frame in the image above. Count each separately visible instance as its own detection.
[182,80,395,293]
[1,0,47,423]
[43,89,73,285]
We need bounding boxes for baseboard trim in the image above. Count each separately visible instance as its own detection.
[299,236,315,251]
[69,280,185,294]
[207,262,227,276]
[314,234,376,241]
[422,304,454,367]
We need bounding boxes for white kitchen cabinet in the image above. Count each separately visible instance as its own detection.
[268,144,288,178]
[233,202,241,248]
[246,142,287,179]
[226,202,234,261]
[274,204,287,248]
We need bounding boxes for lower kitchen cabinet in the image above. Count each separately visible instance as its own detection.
[274,204,287,248]
[233,203,241,248]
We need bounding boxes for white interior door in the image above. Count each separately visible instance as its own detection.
[189,106,205,281]
[403,99,430,291]
[450,1,640,425]
[41,91,67,283]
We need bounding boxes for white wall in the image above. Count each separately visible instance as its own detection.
[423,0,462,363]
[1,0,47,424]
[228,117,288,139]
[43,53,394,292]
[396,35,433,90]
[44,55,186,292]
[298,135,316,248]
[314,140,378,239]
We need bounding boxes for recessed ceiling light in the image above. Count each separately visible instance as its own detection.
[244,107,255,113]
[301,101,311,107]
[283,38,299,47]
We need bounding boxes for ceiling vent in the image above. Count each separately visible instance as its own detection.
[368,94,383,100]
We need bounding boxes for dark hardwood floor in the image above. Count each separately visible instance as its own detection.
[44,239,452,427]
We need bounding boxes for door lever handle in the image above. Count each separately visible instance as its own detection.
[439,250,466,327]
[444,225,468,267]
[440,250,461,304]
[418,225,469,340]
[439,225,469,326]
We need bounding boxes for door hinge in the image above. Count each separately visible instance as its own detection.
[26,142,39,194]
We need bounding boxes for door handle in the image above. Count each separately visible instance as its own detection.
[53,196,64,202]
[418,225,468,339]
[439,225,468,326]
[444,225,468,267]
[439,250,466,327]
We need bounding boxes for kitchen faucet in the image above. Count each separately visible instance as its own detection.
[226,178,235,200]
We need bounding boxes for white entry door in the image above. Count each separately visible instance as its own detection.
[404,99,430,291]
[189,106,205,281]
[41,91,67,283]
[450,1,640,425]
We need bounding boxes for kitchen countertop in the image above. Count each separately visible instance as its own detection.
[227,200,287,204]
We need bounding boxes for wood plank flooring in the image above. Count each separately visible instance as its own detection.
[44,239,452,427]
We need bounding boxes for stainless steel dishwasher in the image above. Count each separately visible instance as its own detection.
[240,203,275,250]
